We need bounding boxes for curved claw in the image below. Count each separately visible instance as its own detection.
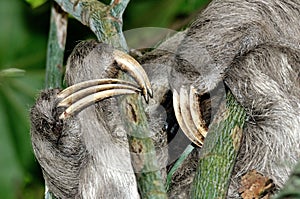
[189,86,208,137]
[173,86,207,147]
[57,83,141,107]
[113,50,153,101]
[179,87,204,145]
[57,50,153,120]
[57,78,139,100]
[59,88,139,120]
[173,89,196,144]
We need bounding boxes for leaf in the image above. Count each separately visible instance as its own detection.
[25,0,47,8]
[0,68,26,77]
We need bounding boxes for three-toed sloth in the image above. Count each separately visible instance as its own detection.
[30,0,300,198]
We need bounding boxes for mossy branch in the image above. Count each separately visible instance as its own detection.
[191,91,246,198]
[54,0,128,50]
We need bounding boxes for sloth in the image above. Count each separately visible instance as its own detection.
[30,0,300,198]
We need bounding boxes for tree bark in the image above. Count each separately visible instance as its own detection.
[191,91,246,198]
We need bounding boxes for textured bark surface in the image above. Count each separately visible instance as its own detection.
[45,2,67,89]
[191,91,246,198]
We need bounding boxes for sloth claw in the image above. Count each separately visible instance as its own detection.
[57,79,140,120]
[113,50,153,100]
[173,86,208,147]
[57,50,153,120]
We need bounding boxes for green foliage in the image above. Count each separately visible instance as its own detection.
[0,68,26,78]
[0,0,46,198]
[25,0,47,8]
[125,0,210,29]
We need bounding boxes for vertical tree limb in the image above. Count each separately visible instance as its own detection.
[44,2,68,198]
[191,91,246,198]
[120,94,167,199]
[45,2,68,88]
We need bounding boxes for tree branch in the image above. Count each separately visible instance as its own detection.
[45,2,68,88]
[110,0,130,19]
[54,0,128,50]
[45,2,68,198]
[191,91,246,198]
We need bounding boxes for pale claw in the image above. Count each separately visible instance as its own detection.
[179,87,203,145]
[113,50,153,101]
[173,89,196,144]
[173,86,207,147]
[58,88,139,120]
[57,49,154,120]
[189,86,208,138]
[57,78,139,102]
[57,83,141,107]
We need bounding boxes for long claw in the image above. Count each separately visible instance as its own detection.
[57,78,138,100]
[173,89,194,143]
[59,88,138,120]
[189,86,208,137]
[173,86,208,147]
[57,84,141,107]
[180,87,205,146]
[113,50,153,101]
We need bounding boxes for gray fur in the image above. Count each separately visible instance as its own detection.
[30,38,180,198]
[226,44,300,197]
[30,0,300,198]
[31,41,140,199]
[171,0,300,197]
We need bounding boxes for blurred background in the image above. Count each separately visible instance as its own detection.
[0,0,210,198]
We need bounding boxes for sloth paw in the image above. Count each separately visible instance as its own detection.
[172,86,208,147]
[56,50,153,120]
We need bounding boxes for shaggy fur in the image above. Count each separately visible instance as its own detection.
[31,41,140,199]
[170,0,300,197]
[30,0,300,198]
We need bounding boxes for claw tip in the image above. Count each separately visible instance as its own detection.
[148,88,153,98]
[144,94,149,103]
[59,112,68,120]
